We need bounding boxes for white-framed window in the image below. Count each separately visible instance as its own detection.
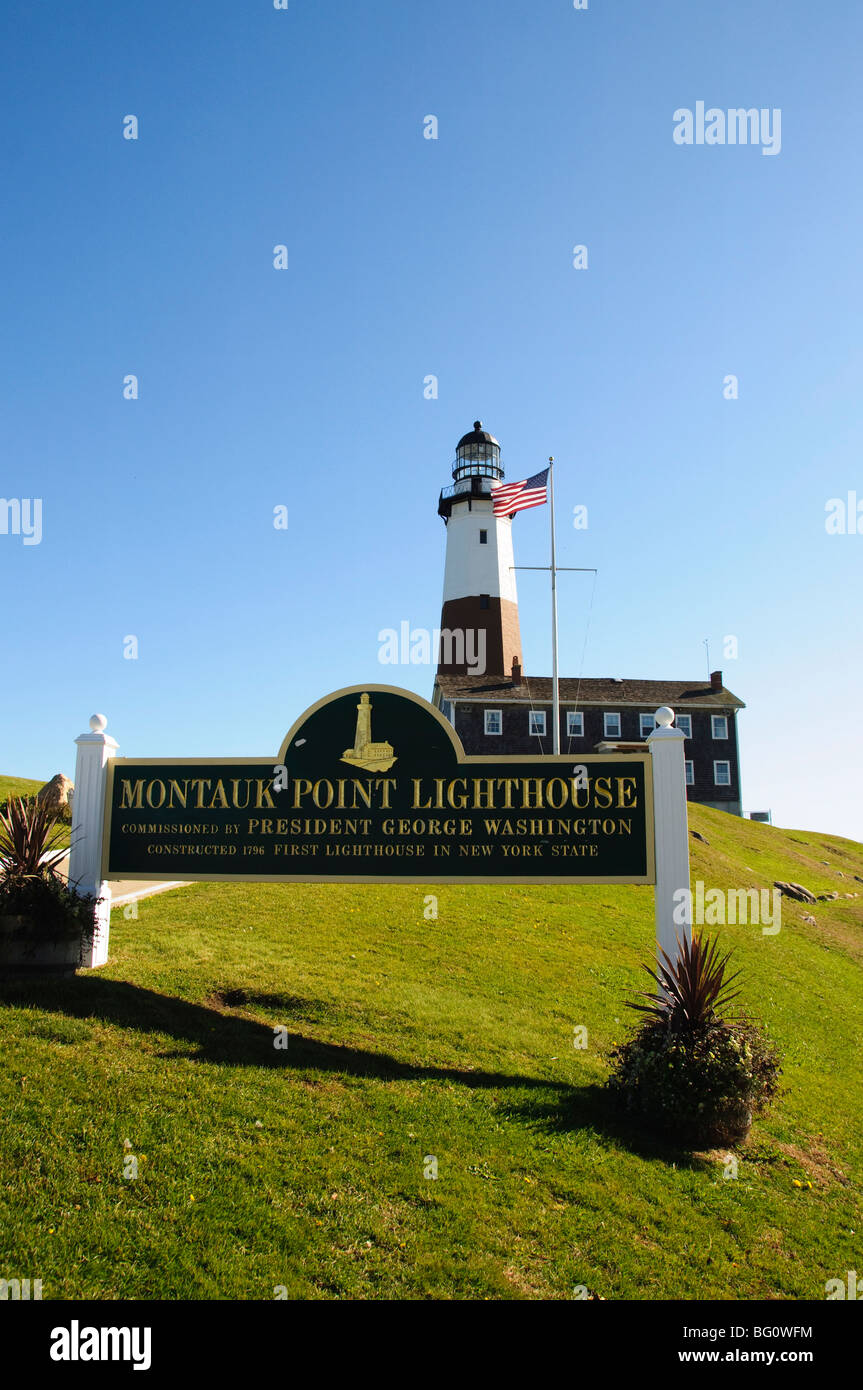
[685,760,694,786]
[566,710,584,738]
[440,699,453,725]
[604,712,621,739]
[676,714,692,738]
[711,715,728,739]
[484,709,501,736]
[529,710,546,737]
[714,760,731,786]
[639,713,656,739]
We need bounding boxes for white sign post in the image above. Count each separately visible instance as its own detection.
[68,714,117,969]
[647,706,692,964]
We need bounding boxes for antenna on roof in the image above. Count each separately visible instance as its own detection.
[703,637,710,682]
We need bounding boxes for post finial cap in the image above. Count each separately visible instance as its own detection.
[655,706,675,727]
[89,714,108,733]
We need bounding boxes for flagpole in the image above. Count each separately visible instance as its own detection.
[549,456,560,755]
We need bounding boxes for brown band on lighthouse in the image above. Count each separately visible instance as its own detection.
[437,596,522,678]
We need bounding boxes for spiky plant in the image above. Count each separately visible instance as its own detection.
[627,932,741,1036]
[0,796,68,888]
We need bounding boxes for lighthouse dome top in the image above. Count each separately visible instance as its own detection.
[452,419,503,484]
[456,420,500,451]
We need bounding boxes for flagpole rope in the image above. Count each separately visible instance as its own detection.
[566,568,599,755]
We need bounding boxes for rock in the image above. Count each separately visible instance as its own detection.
[855,876,863,884]
[843,893,857,899]
[774,881,817,904]
[802,914,817,926]
[691,831,710,845]
[36,774,74,816]
[817,892,839,901]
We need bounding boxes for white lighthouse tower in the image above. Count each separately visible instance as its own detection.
[437,421,523,678]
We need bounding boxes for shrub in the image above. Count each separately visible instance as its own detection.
[607,933,782,1147]
[0,797,95,951]
[0,873,98,952]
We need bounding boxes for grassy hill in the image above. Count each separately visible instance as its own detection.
[0,802,861,1300]
[0,774,45,804]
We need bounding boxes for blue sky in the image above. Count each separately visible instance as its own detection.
[2,0,861,839]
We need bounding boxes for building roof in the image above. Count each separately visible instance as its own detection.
[434,674,745,709]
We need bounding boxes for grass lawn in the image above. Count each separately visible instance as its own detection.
[0,803,861,1300]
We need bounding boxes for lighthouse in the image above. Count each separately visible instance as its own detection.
[431,421,746,813]
[436,421,523,678]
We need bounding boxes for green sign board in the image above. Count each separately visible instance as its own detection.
[102,686,655,884]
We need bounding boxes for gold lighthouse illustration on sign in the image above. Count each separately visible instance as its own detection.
[341,693,397,773]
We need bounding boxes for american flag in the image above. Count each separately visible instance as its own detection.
[491,467,549,518]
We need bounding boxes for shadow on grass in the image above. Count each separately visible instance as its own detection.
[498,1088,720,1170]
[0,973,562,1090]
[207,987,336,1024]
[0,974,708,1166]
